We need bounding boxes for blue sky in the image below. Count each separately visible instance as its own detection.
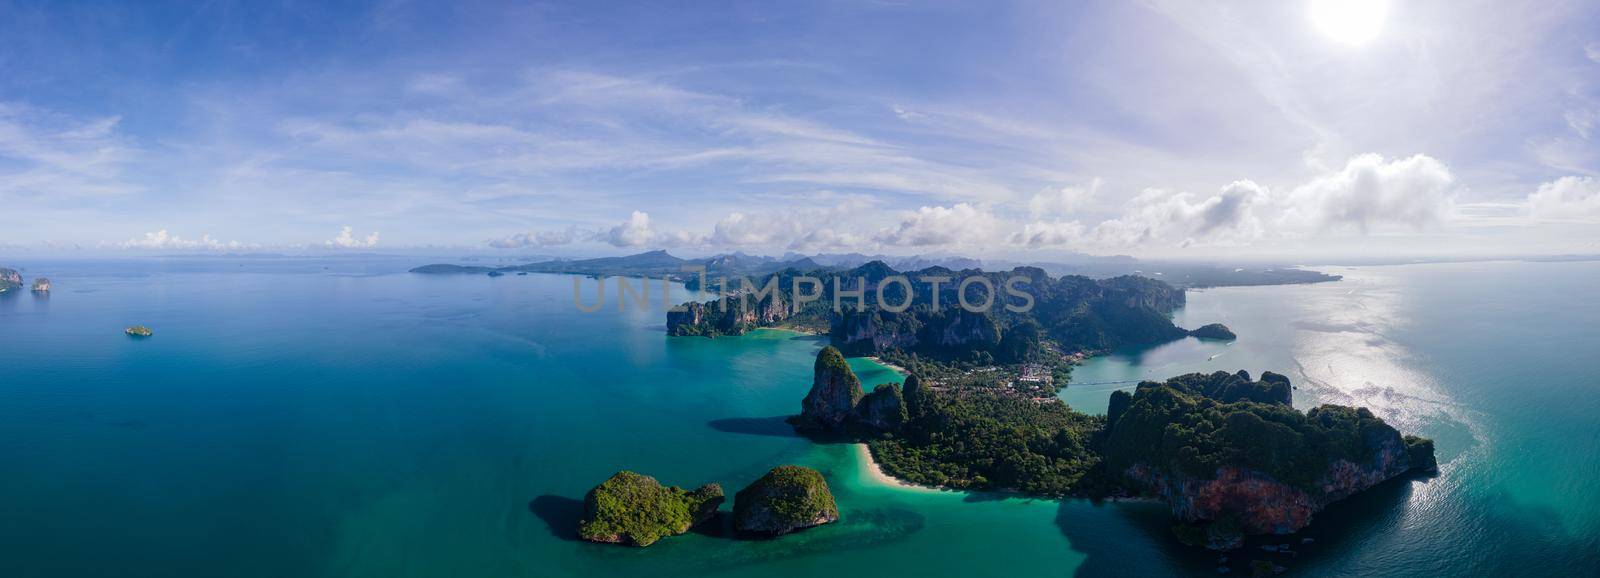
[2,0,1598,259]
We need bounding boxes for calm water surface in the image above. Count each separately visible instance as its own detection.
[1,258,1595,576]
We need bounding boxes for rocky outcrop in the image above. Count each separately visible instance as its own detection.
[577,471,724,547]
[0,268,21,293]
[667,295,793,337]
[1105,372,1436,547]
[1188,323,1236,340]
[856,383,907,431]
[31,277,50,292]
[125,326,154,337]
[733,466,839,536]
[1160,370,1291,406]
[799,346,864,429]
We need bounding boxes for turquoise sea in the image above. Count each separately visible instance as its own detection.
[1,258,1597,577]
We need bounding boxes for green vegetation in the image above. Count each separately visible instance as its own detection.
[870,389,1104,495]
[732,465,839,535]
[867,370,1435,502]
[125,325,154,337]
[577,471,723,547]
[1104,372,1424,493]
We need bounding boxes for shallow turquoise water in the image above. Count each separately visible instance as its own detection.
[1,258,1596,576]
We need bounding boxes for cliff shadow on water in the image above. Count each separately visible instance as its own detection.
[1054,475,1422,577]
[529,495,585,542]
[705,416,802,438]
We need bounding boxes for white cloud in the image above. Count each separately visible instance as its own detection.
[118,230,245,251]
[1089,181,1269,248]
[875,203,1002,247]
[1527,176,1600,220]
[1010,220,1087,249]
[1588,42,1600,64]
[1280,154,1456,233]
[787,228,866,252]
[326,226,380,248]
[605,211,657,247]
[1028,178,1102,219]
[488,227,584,248]
[709,212,802,246]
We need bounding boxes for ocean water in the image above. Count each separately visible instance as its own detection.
[1,258,1596,577]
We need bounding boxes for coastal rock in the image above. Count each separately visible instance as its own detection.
[125,325,154,337]
[31,277,51,292]
[1189,323,1237,340]
[0,268,21,293]
[798,346,864,430]
[856,383,907,432]
[732,465,839,536]
[1107,372,1435,545]
[577,471,724,547]
[902,374,928,419]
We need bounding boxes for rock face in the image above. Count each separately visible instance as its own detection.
[1188,323,1237,340]
[577,471,724,547]
[31,277,50,292]
[799,346,865,430]
[1105,372,1435,546]
[733,466,839,536]
[0,268,21,293]
[667,297,792,337]
[856,383,907,431]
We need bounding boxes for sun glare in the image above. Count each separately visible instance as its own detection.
[1309,0,1390,46]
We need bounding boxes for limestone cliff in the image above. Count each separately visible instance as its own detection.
[856,383,907,432]
[798,346,864,429]
[1105,372,1435,547]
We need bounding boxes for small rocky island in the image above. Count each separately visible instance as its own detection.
[1187,323,1236,340]
[125,326,154,337]
[793,347,1436,550]
[0,267,21,293]
[733,465,840,536]
[31,277,50,292]
[577,471,723,547]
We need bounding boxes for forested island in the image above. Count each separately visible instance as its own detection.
[796,346,1436,550]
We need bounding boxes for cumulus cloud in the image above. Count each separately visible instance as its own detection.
[1089,181,1269,247]
[488,227,584,248]
[875,203,1003,247]
[1527,176,1600,220]
[787,228,867,252]
[1280,154,1456,233]
[326,226,380,248]
[119,230,246,250]
[1010,220,1087,249]
[601,211,705,248]
[709,212,803,246]
[1028,178,1101,219]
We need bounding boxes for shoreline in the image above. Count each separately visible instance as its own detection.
[865,356,910,376]
[854,443,942,492]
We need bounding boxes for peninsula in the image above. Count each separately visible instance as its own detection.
[796,346,1436,549]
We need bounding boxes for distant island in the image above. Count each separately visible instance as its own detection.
[795,346,1436,550]
[0,267,22,293]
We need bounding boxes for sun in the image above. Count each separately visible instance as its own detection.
[1309,0,1390,45]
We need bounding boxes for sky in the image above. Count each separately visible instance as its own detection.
[2,0,1599,260]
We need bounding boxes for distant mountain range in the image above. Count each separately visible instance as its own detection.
[408,250,1340,288]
